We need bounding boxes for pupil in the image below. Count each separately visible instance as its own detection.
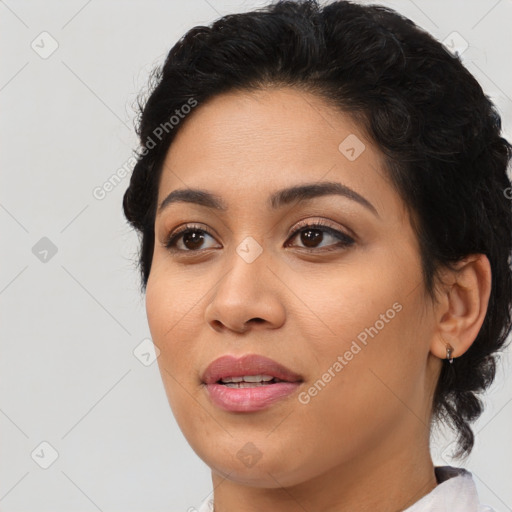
[301,229,323,247]
[184,231,204,250]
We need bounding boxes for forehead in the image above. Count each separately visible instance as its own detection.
[156,87,403,220]
[163,87,366,169]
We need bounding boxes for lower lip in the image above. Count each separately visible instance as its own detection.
[205,382,301,412]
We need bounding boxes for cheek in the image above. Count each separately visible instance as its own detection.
[281,302,427,479]
[288,259,404,359]
[145,271,200,382]
[290,256,429,419]
[145,266,204,342]
[145,276,202,430]
[145,277,172,352]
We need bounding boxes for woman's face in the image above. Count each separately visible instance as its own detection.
[146,87,442,487]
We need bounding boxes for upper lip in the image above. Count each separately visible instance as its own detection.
[201,354,303,384]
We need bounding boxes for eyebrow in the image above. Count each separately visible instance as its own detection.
[157,181,379,217]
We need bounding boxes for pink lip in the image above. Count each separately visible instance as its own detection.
[201,354,303,412]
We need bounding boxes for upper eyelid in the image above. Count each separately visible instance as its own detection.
[167,219,348,238]
[288,218,353,238]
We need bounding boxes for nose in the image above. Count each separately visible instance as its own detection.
[204,244,286,334]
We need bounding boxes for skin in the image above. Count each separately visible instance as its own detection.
[145,87,491,512]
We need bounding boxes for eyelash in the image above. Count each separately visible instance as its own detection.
[163,220,355,255]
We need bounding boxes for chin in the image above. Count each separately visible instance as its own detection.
[210,460,303,488]
[194,439,313,488]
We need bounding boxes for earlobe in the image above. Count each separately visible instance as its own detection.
[430,254,492,362]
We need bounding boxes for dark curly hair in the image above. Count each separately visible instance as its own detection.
[123,0,512,458]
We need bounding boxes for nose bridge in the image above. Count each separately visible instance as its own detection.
[205,235,285,331]
[216,235,267,308]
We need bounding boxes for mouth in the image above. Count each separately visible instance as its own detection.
[217,375,287,388]
[201,354,304,412]
[201,353,303,385]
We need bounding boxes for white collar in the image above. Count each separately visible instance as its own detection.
[197,466,494,512]
[403,466,493,512]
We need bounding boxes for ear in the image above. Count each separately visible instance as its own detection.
[430,254,492,361]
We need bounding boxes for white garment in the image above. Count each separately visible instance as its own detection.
[196,466,495,512]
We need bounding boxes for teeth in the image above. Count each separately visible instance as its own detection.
[220,374,275,383]
[223,382,274,388]
[243,374,275,383]
[224,376,244,383]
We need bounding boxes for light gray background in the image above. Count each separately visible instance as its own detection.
[1,1,511,511]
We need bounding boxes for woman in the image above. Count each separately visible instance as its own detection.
[122,1,512,510]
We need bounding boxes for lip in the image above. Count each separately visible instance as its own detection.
[201,354,303,412]
[202,354,303,384]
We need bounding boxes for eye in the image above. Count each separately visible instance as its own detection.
[163,224,219,252]
[285,220,355,252]
[163,220,355,254]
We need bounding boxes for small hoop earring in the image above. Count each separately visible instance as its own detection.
[446,344,454,364]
